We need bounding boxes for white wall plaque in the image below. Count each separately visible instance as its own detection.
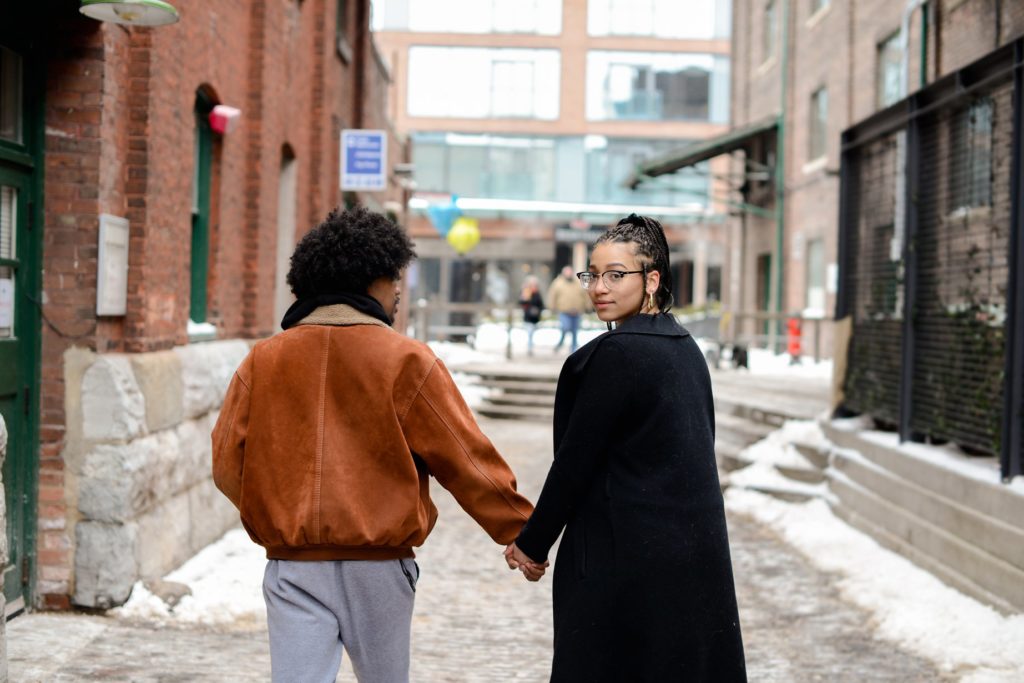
[96,214,129,316]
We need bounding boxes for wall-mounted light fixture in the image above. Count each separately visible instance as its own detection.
[80,0,180,27]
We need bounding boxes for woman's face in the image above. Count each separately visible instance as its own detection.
[586,242,658,326]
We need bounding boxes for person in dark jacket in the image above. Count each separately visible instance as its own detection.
[506,214,746,682]
[518,275,545,356]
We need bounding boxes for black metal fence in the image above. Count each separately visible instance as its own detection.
[837,39,1024,481]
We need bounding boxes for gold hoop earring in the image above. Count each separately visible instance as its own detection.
[648,291,655,311]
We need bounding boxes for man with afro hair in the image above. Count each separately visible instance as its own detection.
[213,207,538,683]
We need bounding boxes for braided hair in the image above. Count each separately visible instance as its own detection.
[595,213,674,314]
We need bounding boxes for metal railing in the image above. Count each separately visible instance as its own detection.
[837,38,1024,480]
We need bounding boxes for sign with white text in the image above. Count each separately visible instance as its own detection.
[341,129,387,191]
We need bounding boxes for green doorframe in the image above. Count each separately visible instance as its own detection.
[191,91,214,323]
[0,32,44,610]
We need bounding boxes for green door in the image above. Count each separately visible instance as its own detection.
[0,38,40,612]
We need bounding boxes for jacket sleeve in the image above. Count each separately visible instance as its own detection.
[211,352,253,510]
[514,339,631,563]
[401,359,533,544]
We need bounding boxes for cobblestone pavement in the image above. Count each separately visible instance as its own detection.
[8,417,947,682]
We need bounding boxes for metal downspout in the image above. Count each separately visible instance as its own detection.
[772,0,790,350]
[920,2,929,88]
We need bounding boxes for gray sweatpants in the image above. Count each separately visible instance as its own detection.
[262,558,418,683]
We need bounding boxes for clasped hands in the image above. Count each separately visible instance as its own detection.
[504,542,549,582]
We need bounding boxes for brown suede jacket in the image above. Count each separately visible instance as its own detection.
[211,304,533,561]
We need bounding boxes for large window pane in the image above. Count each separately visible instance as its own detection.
[412,134,705,208]
[0,46,23,144]
[876,32,902,110]
[408,47,560,120]
[587,52,728,123]
[584,136,708,207]
[806,238,826,312]
[809,87,828,161]
[588,0,724,39]
[374,0,562,35]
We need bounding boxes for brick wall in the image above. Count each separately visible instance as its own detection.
[730,0,1024,324]
[33,0,392,610]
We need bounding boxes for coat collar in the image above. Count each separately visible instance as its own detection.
[297,304,391,329]
[563,313,689,376]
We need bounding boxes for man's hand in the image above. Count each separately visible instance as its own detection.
[504,542,549,582]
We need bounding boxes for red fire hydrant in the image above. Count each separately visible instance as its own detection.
[786,317,802,365]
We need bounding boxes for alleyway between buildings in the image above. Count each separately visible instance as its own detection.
[7,414,957,682]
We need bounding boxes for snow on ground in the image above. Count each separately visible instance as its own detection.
[112,528,266,629]
[726,421,1024,682]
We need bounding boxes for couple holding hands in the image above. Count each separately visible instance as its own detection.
[213,208,746,682]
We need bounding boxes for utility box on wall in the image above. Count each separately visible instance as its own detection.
[96,214,129,316]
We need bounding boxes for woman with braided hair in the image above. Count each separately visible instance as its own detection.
[506,214,746,681]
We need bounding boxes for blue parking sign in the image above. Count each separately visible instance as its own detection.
[341,129,387,191]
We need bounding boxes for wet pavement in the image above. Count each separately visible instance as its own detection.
[8,417,946,682]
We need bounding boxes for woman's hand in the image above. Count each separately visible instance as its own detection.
[504,542,549,582]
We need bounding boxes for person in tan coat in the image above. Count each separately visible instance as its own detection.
[547,265,593,352]
[212,207,538,683]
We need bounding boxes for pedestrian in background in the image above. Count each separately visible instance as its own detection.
[212,207,539,683]
[506,214,746,682]
[547,265,591,353]
[518,275,544,356]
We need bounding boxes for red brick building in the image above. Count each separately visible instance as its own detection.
[633,0,1024,354]
[0,0,405,615]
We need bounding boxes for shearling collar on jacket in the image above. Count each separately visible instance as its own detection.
[297,303,390,329]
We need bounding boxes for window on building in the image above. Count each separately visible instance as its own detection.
[413,133,709,209]
[809,87,828,161]
[0,46,23,144]
[587,0,725,39]
[763,1,776,63]
[491,60,535,118]
[584,136,708,208]
[373,0,562,35]
[950,98,993,210]
[805,238,826,312]
[586,51,729,123]
[408,47,560,119]
[707,265,723,303]
[413,133,556,201]
[876,31,902,109]
[336,0,351,62]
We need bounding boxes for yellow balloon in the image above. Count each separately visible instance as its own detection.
[446,217,481,255]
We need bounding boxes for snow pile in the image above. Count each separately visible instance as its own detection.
[738,419,825,468]
[744,347,833,379]
[113,528,266,630]
[726,489,1024,680]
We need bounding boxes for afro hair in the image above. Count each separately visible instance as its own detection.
[286,206,417,299]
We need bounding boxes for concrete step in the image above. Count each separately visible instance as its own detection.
[831,447,1024,584]
[486,392,555,408]
[715,412,776,447]
[823,422,1024,531]
[475,403,554,422]
[794,441,830,470]
[715,440,750,472]
[828,466,1024,614]
[738,483,821,504]
[775,463,826,485]
[474,379,558,395]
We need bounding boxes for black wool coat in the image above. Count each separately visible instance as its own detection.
[516,313,746,683]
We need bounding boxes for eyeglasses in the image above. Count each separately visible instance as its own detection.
[576,270,645,290]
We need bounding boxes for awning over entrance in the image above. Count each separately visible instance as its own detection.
[624,117,778,189]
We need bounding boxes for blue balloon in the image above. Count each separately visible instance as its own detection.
[426,196,461,237]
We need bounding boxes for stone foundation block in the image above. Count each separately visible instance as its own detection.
[74,522,138,609]
[82,356,146,442]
